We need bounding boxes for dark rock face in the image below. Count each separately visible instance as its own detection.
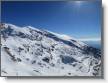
[42,57,50,63]
[83,46,101,59]
[1,26,14,38]
[60,55,77,64]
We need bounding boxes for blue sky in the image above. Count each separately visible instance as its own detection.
[1,1,102,40]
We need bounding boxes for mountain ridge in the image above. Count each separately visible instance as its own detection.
[1,23,101,76]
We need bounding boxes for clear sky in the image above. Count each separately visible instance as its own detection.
[1,1,102,40]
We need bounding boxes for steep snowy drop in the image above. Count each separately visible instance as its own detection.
[1,23,101,76]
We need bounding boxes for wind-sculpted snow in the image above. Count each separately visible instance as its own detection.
[1,23,101,76]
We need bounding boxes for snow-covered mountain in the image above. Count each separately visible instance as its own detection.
[1,23,101,76]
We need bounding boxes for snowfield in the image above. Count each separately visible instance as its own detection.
[1,23,101,76]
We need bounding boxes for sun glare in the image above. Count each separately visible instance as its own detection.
[67,1,85,7]
[74,1,84,6]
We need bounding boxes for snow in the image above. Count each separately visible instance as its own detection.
[46,30,74,40]
[1,23,101,76]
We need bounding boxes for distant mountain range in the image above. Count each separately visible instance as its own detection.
[1,23,101,76]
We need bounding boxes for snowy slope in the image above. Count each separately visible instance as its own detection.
[1,23,101,76]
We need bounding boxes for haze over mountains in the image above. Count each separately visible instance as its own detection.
[1,23,101,76]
